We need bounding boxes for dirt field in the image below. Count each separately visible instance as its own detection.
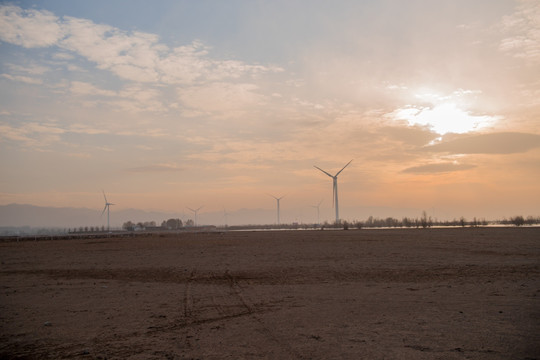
[1,227,539,359]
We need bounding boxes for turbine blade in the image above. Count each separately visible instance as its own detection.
[101,205,107,217]
[187,207,195,212]
[269,194,284,200]
[102,190,108,203]
[196,206,203,212]
[335,159,353,177]
[314,165,333,178]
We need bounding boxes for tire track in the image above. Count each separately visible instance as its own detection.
[182,270,196,349]
[183,270,194,319]
[147,270,266,333]
[225,271,305,359]
[144,270,302,357]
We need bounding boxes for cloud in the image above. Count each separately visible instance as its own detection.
[7,63,50,75]
[0,4,62,47]
[386,103,499,135]
[0,5,282,85]
[385,83,408,91]
[1,73,42,84]
[0,121,65,147]
[178,82,266,117]
[61,17,164,83]
[378,126,439,147]
[70,81,116,97]
[402,162,476,174]
[24,122,65,135]
[117,85,166,112]
[52,52,74,60]
[0,123,35,144]
[126,163,184,173]
[67,124,107,135]
[1,62,50,85]
[69,81,167,113]
[499,0,540,62]
[423,132,540,154]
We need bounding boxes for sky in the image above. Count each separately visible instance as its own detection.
[0,0,539,226]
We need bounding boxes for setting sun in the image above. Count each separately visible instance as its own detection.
[389,100,499,135]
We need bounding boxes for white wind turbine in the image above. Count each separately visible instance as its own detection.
[223,208,230,227]
[311,200,323,226]
[314,160,353,224]
[101,191,115,232]
[269,195,285,225]
[187,206,203,226]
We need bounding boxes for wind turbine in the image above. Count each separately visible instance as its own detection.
[314,160,353,224]
[101,191,115,232]
[311,200,323,226]
[187,206,203,226]
[223,208,230,227]
[269,195,285,225]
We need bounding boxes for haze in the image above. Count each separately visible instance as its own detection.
[1,1,539,226]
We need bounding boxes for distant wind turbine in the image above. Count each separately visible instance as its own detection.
[223,208,230,227]
[314,160,353,224]
[269,195,285,225]
[101,190,115,232]
[187,206,203,226]
[311,200,323,226]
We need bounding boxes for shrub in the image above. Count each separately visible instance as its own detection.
[511,215,525,227]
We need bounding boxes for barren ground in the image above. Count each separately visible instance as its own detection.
[1,227,539,359]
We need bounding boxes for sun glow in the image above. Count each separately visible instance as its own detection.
[390,102,498,135]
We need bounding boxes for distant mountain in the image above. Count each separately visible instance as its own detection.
[0,204,180,229]
[0,203,426,229]
[0,204,97,228]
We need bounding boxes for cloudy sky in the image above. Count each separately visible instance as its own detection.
[1,0,539,224]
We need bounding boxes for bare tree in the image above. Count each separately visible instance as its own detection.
[511,215,525,227]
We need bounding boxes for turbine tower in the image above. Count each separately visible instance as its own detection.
[223,208,230,227]
[314,160,353,224]
[101,191,115,232]
[311,200,323,226]
[270,195,285,225]
[187,206,203,226]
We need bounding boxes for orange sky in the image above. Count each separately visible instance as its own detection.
[0,1,539,225]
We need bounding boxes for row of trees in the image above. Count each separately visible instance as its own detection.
[197,213,539,231]
[127,214,539,231]
[336,214,539,229]
[68,226,107,233]
[498,215,540,227]
[122,218,195,231]
[68,214,538,233]
[68,218,194,233]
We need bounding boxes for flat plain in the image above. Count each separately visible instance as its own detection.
[1,227,539,359]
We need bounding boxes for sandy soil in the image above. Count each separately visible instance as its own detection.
[0,227,539,359]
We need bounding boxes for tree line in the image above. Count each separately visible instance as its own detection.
[65,214,539,234]
[66,218,195,233]
[122,218,195,231]
[121,214,539,231]
[337,214,539,229]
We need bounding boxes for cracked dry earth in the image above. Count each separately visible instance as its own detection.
[1,227,539,359]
